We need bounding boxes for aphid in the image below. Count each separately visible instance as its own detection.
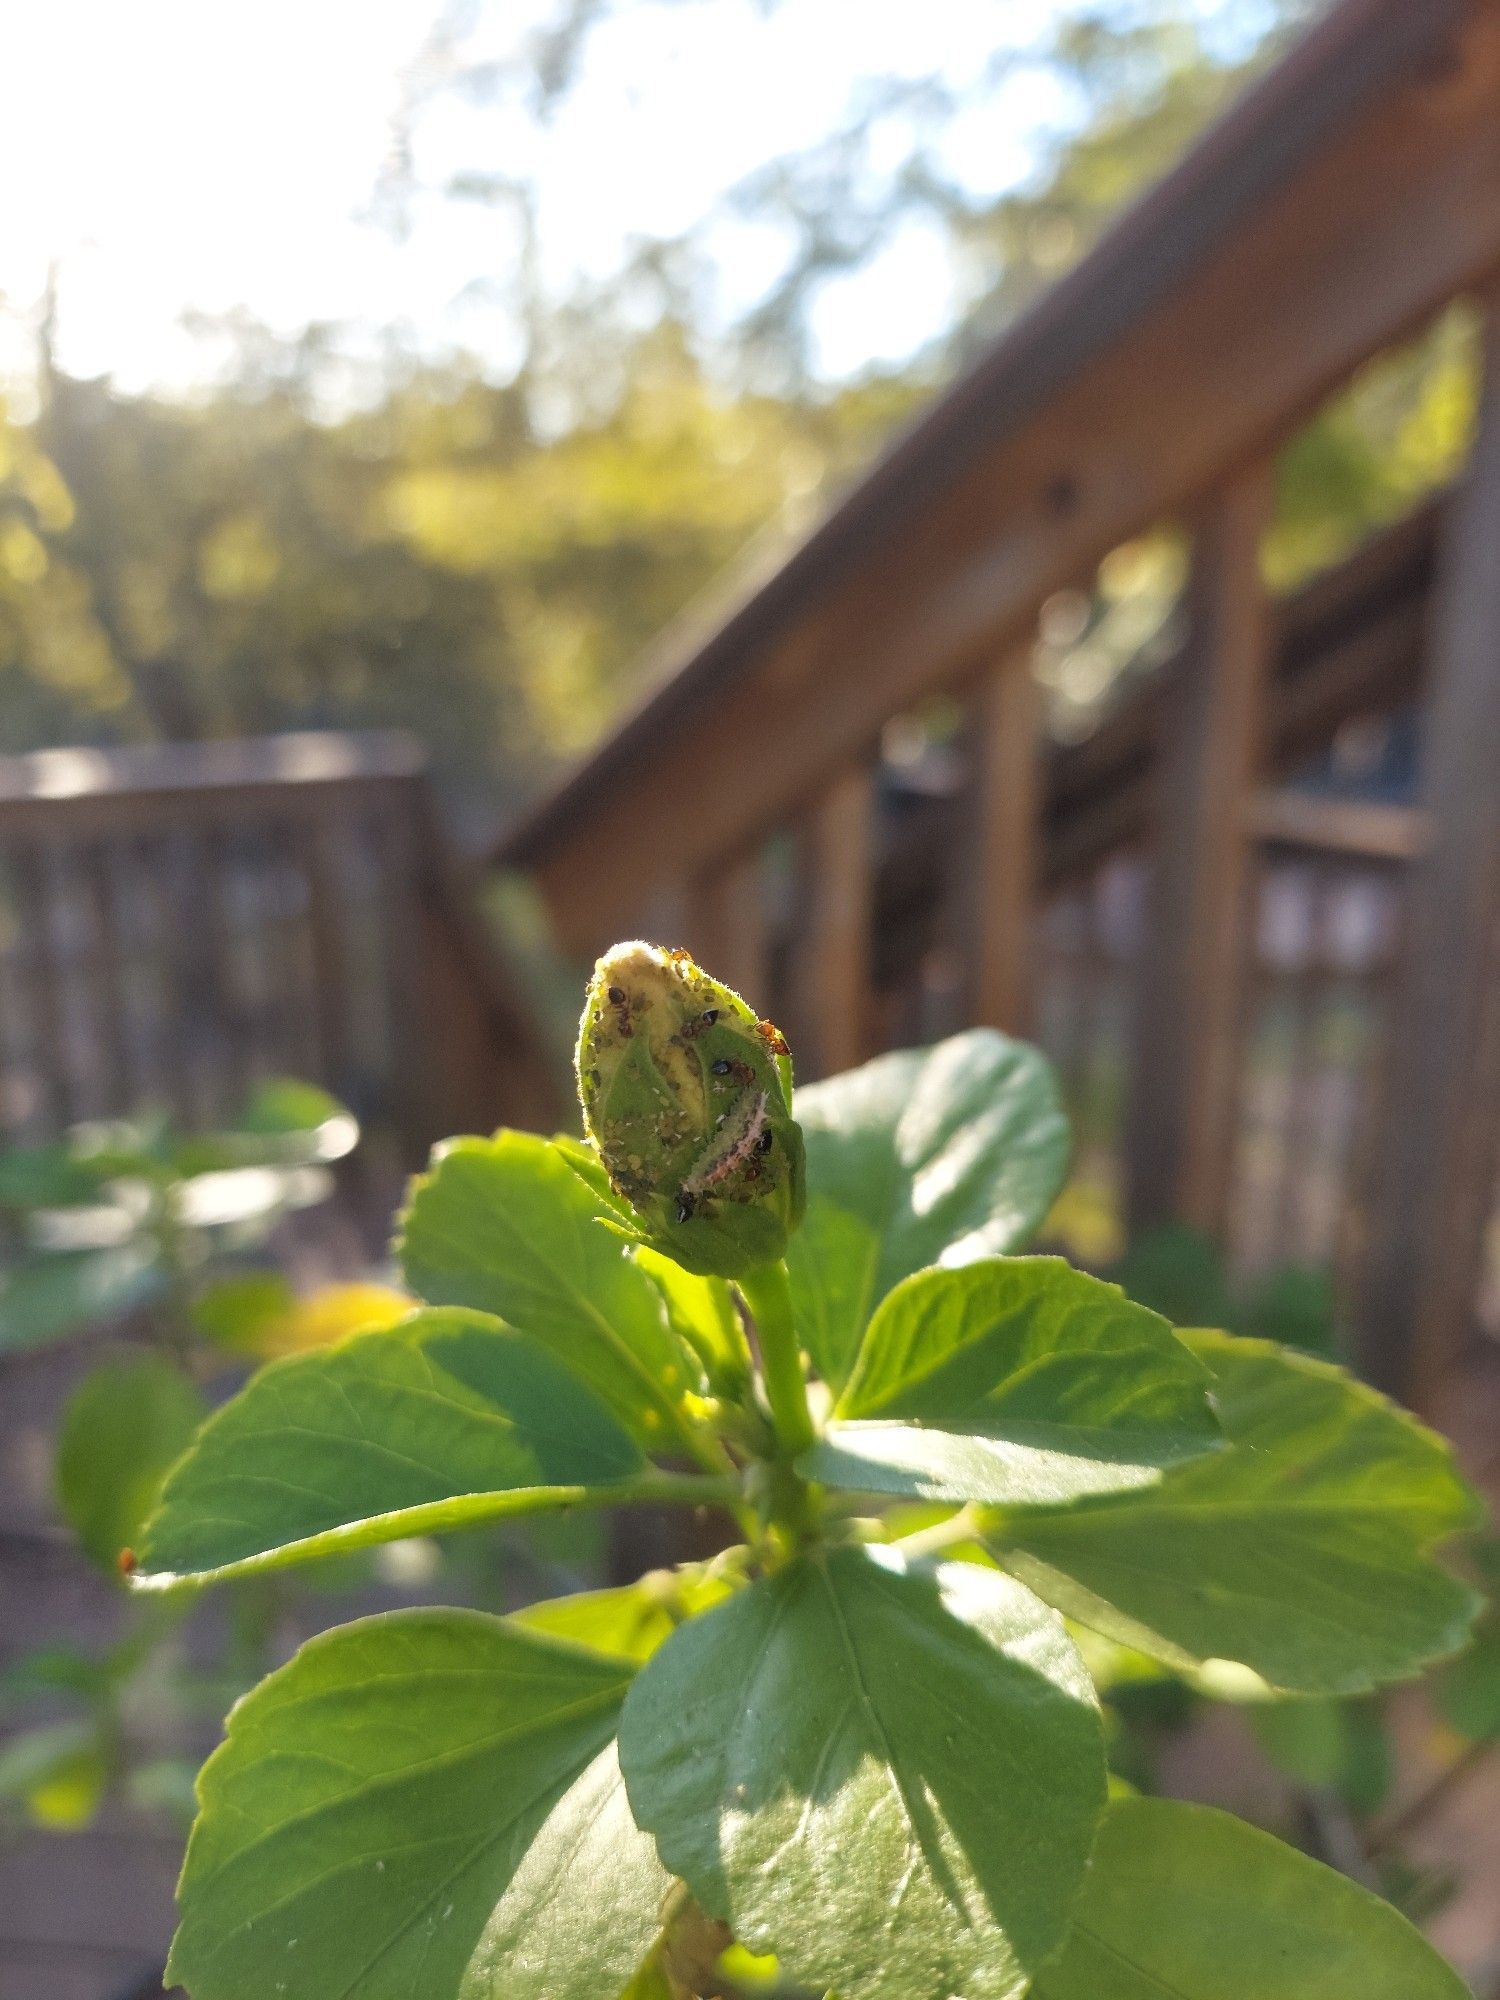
[607,985,626,1005]
[678,1007,721,1042]
[756,1129,774,1154]
[675,1192,697,1223]
[711,1057,733,1075]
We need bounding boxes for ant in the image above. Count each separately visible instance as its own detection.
[755,1019,790,1058]
[604,983,634,1038]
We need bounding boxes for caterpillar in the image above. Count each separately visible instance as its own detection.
[678,1087,769,1216]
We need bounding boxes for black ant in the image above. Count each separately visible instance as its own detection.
[604,983,634,1038]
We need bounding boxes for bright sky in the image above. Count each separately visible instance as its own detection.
[0,0,1235,396]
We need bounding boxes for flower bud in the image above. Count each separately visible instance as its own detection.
[576,942,805,1278]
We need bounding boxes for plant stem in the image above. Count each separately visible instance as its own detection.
[890,1504,988,1562]
[1365,1732,1498,1859]
[737,1260,815,1458]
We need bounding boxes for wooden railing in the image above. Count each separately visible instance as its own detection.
[0,733,565,1168]
[497,0,1500,1406]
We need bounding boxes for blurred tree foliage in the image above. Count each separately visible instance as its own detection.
[0,0,1477,822]
[1,320,919,819]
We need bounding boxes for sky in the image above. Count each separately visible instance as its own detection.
[0,0,1253,398]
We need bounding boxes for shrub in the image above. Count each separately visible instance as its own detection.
[132,944,1481,1999]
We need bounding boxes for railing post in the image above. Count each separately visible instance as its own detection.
[1352,292,1500,1404]
[1125,462,1274,1239]
[793,762,875,1077]
[961,648,1042,1037]
[687,846,771,1010]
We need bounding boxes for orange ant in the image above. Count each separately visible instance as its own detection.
[755,1019,790,1058]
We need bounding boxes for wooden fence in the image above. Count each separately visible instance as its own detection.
[0,733,564,1171]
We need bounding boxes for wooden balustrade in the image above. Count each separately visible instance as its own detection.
[0,734,565,1166]
[1353,286,1500,1399]
[495,0,1500,1400]
[959,650,1042,1038]
[1125,464,1275,1239]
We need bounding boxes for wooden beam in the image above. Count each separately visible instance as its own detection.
[507,0,1500,954]
[1247,788,1429,863]
[1353,292,1500,1402]
[791,765,875,1078]
[1125,465,1275,1238]
[961,652,1042,1035]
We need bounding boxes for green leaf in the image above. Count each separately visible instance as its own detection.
[0,1718,109,1831]
[995,1333,1480,1694]
[237,1076,351,1138]
[1108,1225,1237,1334]
[514,1561,743,1663]
[1031,1796,1469,1999]
[1436,1538,1500,1741]
[633,1246,749,1392]
[189,1271,297,1351]
[1241,1263,1338,1357]
[169,1609,637,2000]
[0,1143,116,1210]
[802,1259,1217,1507]
[0,1243,164,1352]
[786,1031,1069,1389]
[618,1956,675,2000]
[1249,1698,1393,1814]
[618,1544,1104,2000]
[134,1307,677,1589]
[460,1739,671,2000]
[398,1131,710,1457]
[173,1078,359,1173]
[55,1353,205,1573]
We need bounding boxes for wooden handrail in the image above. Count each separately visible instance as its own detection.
[496,0,1500,954]
[475,0,1500,1406]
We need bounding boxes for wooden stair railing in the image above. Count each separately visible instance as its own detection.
[494,0,1500,1404]
[0,733,566,1166]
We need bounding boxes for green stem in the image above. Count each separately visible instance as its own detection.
[128,1472,747,1593]
[890,1503,989,1562]
[737,1260,815,1458]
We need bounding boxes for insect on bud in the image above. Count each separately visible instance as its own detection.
[576,942,806,1278]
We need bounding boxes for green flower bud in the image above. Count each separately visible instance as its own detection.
[576,941,805,1279]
